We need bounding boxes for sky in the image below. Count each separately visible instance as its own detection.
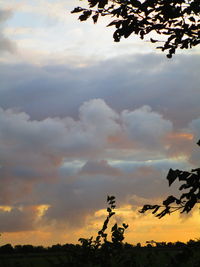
[0,0,200,247]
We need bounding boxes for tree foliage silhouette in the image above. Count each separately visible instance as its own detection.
[71,0,200,57]
[78,196,131,266]
[139,141,200,218]
[79,195,128,249]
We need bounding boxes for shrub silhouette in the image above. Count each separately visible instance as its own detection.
[78,195,130,266]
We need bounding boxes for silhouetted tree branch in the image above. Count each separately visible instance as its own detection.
[72,0,200,57]
[139,140,200,218]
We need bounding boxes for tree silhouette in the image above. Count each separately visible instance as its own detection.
[71,0,200,57]
[139,141,200,218]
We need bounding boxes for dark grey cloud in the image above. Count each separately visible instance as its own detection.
[0,206,37,232]
[80,160,122,176]
[41,162,182,229]
[0,53,199,128]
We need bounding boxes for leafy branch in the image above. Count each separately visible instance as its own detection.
[139,140,200,218]
[71,0,200,57]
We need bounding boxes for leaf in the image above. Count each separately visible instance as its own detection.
[111,223,118,232]
[88,0,99,8]
[122,223,129,229]
[96,235,100,241]
[189,16,195,22]
[178,171,191,181]
[152,205,160,214]
[150,38,158,43]
[167,53,172,58]
[107,195,115,202]
[92,13,99,24]
[156,207,170,219]
[130,0,141,8]
[71,7,85,14]
[139,204,158,213]
[102,233,107,238]
[163,195,176,206]
[107,207,111,212]
[79,10,92,21]
[166,169,179,186]
[182,195,197,213]
[98,0,108,9]
[107,20,121,27]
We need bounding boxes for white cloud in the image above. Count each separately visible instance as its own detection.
[79,98,120,138]
[121,105,173,148]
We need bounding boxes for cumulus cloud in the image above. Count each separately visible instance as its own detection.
[121,105,173,149]
[0,99,120,206]
[0,98,181,232]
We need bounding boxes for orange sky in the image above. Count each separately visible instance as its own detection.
[0,203,199,247]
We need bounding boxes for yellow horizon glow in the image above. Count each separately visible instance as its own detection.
[0,206,12,212]
[0,204,199,247]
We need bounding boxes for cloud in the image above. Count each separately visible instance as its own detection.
[0,99,120,208]
[80,160,122,176]
[0,9,16,53]
[187,118,200,165]
[0,54,199,127]
[0,99,180,232]
[121,105,173,149]
[42,160,179,231]
[79,98,120,137]
[0,206,38,232]
[0,9,12,22]
[189,117,200,138]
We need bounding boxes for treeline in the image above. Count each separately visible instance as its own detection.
[0,239,200,254]
[0,243,79,254]
[145,239,200,248]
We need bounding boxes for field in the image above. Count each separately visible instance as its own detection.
[0,246,200,267]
